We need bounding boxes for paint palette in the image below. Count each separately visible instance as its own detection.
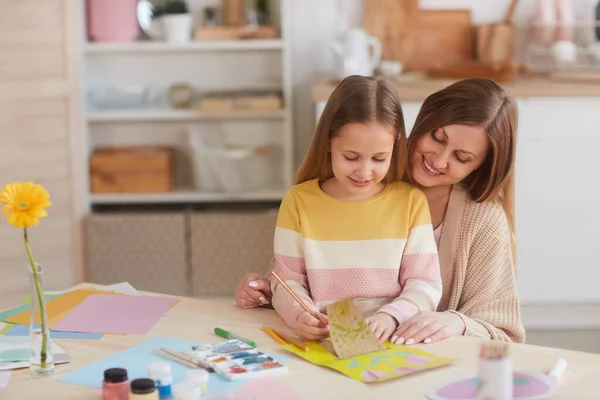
[426,371,557,400]
[184,339,288,382]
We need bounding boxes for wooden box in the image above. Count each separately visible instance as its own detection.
[194,26,277,40]
[199,90,282,114]
[90,146,173,193]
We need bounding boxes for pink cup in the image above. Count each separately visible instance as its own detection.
[87,0,140,42]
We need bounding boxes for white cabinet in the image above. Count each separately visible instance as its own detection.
[515,98,600,304]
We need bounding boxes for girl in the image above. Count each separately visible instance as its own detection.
[235,77,525,344]
[271,75,442,342]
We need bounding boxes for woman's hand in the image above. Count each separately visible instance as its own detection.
[365,312,398,343]
[234,273,272,309]
[390,311,466,345]
[295,311,330,341]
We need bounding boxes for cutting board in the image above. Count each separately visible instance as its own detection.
[363,0,420,64]
[405,9,474,72]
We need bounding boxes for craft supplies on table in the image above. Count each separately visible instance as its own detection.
[327,298,385,359]
[185,369,209,394]
[58,336,291,399]
[147,361,173,399]
[153,347,204,369]
[426,371,558,400]
[130,378,159,400]
[51,294,179,335]
[183,339,288,382]
[270,271,319,319]
[214,327,257,348]
[477,342,512,400]
[102,368,130,400]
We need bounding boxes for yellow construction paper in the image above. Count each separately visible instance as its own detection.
[327,298,386,358]
[6,288,125,327]
[282,341,456,383]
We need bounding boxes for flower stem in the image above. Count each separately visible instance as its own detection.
[24,228,48,369]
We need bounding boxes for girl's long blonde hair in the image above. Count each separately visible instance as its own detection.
[296,75,406,185]
[407,78,518,260]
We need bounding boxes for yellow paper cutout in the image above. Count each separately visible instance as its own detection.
[327,299,386,358]
[6,288,126,327]
[281,341,456,383]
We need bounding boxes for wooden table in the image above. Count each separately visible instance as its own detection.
[3,287,600,399]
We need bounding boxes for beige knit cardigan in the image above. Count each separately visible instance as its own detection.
[438,184,526,343]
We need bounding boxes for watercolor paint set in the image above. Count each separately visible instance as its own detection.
[183,339,288,381]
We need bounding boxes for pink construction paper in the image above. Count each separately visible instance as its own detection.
[207,377,301,400]
[52,294,179,335]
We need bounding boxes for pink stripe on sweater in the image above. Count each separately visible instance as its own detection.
[307,269,402,302]
[400,253,442,285]
[274,254,307,286]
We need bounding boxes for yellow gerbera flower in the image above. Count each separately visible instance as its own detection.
[0,182,52,228]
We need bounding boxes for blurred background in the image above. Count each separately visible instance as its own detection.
[1,0,599,353]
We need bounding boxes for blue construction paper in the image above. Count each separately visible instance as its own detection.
[3,324,103,340]
[58,336,291,398]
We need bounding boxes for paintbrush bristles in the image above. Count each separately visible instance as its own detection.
[480,341,510,360]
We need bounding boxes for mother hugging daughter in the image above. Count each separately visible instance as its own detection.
[235,75,525,346]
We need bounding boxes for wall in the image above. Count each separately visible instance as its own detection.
[0,1,82,309]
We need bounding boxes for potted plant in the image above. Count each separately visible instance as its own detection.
[162,0,193,43]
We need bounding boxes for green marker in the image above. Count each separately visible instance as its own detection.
[214,327,257,348]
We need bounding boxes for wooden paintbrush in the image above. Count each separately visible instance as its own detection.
[270,271,319,319]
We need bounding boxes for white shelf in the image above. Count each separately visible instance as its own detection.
[87,109,286,123]
[84,39,284,54]
[90,188,285,205]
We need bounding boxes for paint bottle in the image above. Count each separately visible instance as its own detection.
[147,361,173,399]
[130,378,159,400]
[172,381,202,400]
[102,367,130,400]
[185,369,209,394]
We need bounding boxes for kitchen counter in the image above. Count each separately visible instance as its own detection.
[312,73,600,102]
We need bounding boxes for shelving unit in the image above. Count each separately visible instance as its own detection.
[87,109,287,123]
[84,39,284,53]
[77,0,294,211]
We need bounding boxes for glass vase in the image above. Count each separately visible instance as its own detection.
[28,263,54,378]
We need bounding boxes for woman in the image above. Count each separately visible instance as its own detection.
[234,77,526,344]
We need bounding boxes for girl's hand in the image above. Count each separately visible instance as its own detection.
[390,311,466,345]
[365,312,398,343]
[295,311,330,341]
[234,273,272,309]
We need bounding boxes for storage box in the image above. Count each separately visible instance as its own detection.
[194,26,277,40]
[199,90,282,114]
[90,146,173,193]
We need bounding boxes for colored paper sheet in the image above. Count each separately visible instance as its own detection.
[96,282,141,296]
[3,324,103,340]
[0,370,11,388]
[0,324,14,335]
[5,288,124,326]
[327,298,385,359]
[282,340,456,383]
[207,377,301,400]
[52,294,179,335]
[426,371,557,400]
[58,336,291,398]
[0,293,64,323]
[0,336,70,371]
